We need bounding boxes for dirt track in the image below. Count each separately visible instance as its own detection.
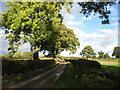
[3,63,66,88]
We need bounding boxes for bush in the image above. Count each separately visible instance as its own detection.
[77,59,101,69]
[2,59,56,76]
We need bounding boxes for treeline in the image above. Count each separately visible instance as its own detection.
[80,45,120,59]
[1,45,120,60]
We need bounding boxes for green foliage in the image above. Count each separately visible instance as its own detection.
[41,24,80,58]
[80,45,96,58]
[98,51,104,58]
[78,2,115,24]
[104,53,110,58]
[1,2,72,59]
[112,46,120,58]
[98,51,110,59]
[2,59,56,76]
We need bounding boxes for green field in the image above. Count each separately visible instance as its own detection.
[93,59,119,66]
[53,58,120,88]
[95,59,120,77]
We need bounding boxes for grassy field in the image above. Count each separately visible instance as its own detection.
[95,59,120,78]
[92,59,119,66]
[53,58,120,88]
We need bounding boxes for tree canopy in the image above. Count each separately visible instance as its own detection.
[112,46,120,58]
[1,2,72,60]
[78,2,115,24]
[98,51,111,58]
[80,45,96,58]
[104,53,110,58]
[41,24,80,58]
[98,51,104,58]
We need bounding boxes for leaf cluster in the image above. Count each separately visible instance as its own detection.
[41,24,80,57]
[78,2,115,24]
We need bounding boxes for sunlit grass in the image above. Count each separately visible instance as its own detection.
[39,57,53,60]
[91,59,119,66]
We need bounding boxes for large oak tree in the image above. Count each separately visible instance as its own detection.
[1,2,72,60]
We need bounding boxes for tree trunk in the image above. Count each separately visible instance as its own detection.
[33,51,39,60]
[52,47,57,58]
[33,45,40,61]
[53,54,56,58]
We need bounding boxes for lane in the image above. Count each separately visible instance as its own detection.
[3,63,66,88]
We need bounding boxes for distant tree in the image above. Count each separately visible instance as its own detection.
[112,46,120,58]
[104,53,110,58]
[80,45,96,58]
[98,51,104,58]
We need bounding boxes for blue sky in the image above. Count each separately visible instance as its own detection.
[60,2,118,57]
[0,2,119,57]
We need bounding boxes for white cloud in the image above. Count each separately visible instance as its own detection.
[112,17,118,20]
[100,29,117,34]
[61,3,85,27]
[69,27,104,41]
[65,20,84,26]
[60,27,118,57]
[111,22,118,26]
[81,16,92,21]
[99,29,118,46]
[18,43,30,51]
[62,14,84,27]
[0,30,9,55]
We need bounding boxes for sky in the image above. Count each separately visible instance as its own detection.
[0,2,119,57]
